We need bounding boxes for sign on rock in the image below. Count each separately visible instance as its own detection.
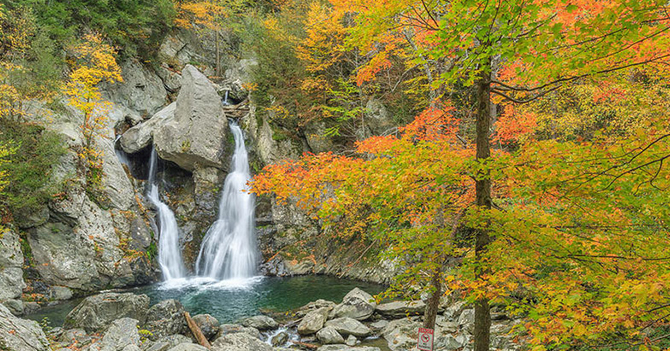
[417,327,434,351]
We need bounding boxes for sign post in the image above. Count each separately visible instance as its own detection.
[417,327,434,351]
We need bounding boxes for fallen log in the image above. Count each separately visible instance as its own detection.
[184,311,211,349]
[292,340,319,349]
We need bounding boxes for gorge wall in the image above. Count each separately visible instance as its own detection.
[0,28,397,316]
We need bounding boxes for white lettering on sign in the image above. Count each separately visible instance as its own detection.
[417,327,434,351]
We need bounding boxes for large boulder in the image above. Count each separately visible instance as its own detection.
[324,318,371,337]
[240,315,278,330]
[63,293,150,333]
[120,103,176,154]
[211,333,271,351]
[154,65,228,172]
[375,300,426,318]
[298,307,329,335]
[145,299,187,340]
[0,304,50,351]
[192,314,219,340]
[0,229,26,302]
[330,288,376,321]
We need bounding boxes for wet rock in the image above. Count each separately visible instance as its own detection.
[316,326,345,344]
[270,331,289,346]
[324,318,371,337]
[211,332,272,351]
[192,314,220,340]
[375,300,425,318]
[240,315,278,330]
[64,293,150,333]
[330,288,376,321]
[298,307,329,335]
[0,303,50,351]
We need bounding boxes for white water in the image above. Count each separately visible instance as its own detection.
[147,149,186,281]
[196,121,258,279]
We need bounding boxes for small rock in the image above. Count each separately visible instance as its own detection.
[51,286,73,301]
[369,320,388,331]
[345,335,358,346]
[316,326,345,344]
[271,331,289,346]
[325,317,371,337]
[240,315,278,330]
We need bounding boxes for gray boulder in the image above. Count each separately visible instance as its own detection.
[0,229,26,302]
[270,331,289,346]
[381,318,421,351]
[324,318,371,337]
[215,324,261,339]
[316,326,345,344]
[3,299,24,315]
[154,64,228,172]
[211,333,271,351]
[298,307,329,335]
[144,335,193,351]
[240,315,278,330]
[0,304,50,351]
[145,299,187,340]
[330,288,376,321]
[101,318,141,350]
[63,293,150,333]
[192,314,219,340]
[120,103,176,154]
[345,335,358,346]
[296,299,336,318]
[375,300,426,318]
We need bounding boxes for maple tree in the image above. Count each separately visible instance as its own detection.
[63,33,122,190]
[253,0,670,349]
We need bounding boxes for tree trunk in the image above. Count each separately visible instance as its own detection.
[473,67,492,351]
[423,268,442,329]
[215,30,221,77]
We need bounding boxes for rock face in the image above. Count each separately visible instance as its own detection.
[104,59,168,117]
[0,229,26,302]
[211,333,272,351]
[298,307,330,335]
[0,304,50,351]
[120,102,176,154]
[154,64,228,171]
[63,293,150,333]
[330,288,376,321]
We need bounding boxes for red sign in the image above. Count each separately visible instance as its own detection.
[417,327,434,351]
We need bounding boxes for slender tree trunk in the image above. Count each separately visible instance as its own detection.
[215,30,221,77]
[423,268,442,329]
[473,66,492,351]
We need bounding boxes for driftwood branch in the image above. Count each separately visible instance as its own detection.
[184,311,212,349]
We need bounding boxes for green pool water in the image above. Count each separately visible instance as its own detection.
[26,275,386,327]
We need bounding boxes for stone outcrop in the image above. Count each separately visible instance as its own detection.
[120,102,176,154]
[104,58,168,117]
[63,292,150,333]
[0,229,26,303]
[154,64,228,172]
[0,304,50,351]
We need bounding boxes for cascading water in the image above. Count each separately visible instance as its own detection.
[147,149,186,281]
[196,120,258,280]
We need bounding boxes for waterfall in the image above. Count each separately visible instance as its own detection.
[147,149,186,281]
[196,120,258,279]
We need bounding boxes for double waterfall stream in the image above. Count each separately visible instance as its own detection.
[149,120,258,285]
